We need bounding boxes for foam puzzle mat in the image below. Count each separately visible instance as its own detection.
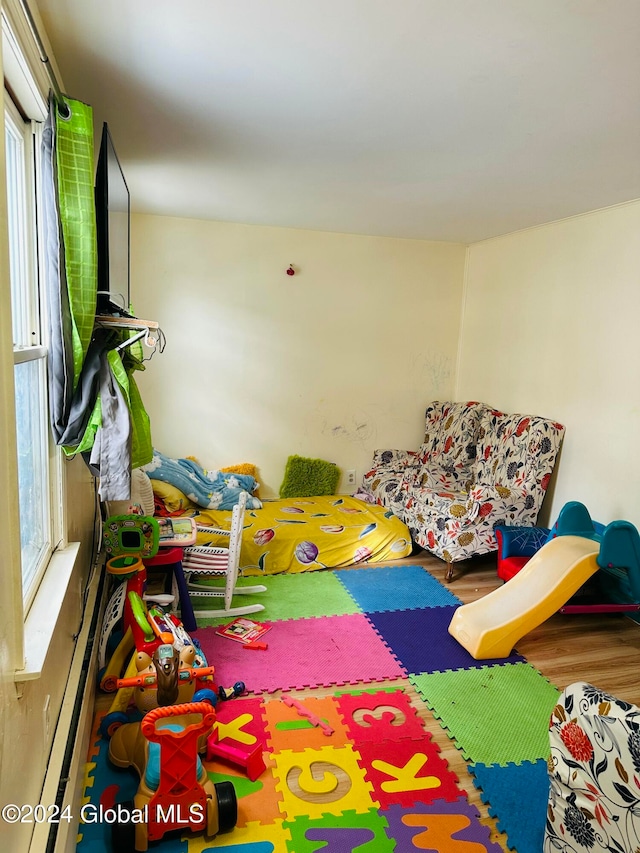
[410,663,559,766]
[79,686,503,852]
[195,612,407,694]
[469,759,549,853]
[82,563,559,851]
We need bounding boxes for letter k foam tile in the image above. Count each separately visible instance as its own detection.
[355,736,465,809]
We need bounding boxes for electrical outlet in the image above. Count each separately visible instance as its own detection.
[346,469,357,486]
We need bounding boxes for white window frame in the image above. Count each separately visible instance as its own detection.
[3,3,66,633]
[5,96,62,614]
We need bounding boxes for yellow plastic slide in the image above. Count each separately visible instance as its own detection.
[448,535,600,659]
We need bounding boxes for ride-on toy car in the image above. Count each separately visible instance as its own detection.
[108,701,237,851]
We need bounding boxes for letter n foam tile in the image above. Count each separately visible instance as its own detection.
[336,688,426,745]
[356,737,464,809]
[383,799,504,852]
[272,745,376,821]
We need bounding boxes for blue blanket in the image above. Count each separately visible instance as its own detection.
[142,450,262,510]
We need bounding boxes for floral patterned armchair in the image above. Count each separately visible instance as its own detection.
[545,681,640,852]
[360,401,565,579]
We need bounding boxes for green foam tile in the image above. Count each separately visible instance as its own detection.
[284,808,394,853]
[194,570,361,626]
[410,662,559,766]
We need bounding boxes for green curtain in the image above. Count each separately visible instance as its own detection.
[54,96,97,391]
[45,96,153,470]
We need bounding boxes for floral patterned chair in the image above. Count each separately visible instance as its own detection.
[360,401,565,579]
[361,401,484,524]
[545,681,640,852]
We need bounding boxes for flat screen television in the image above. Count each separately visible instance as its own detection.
[95,122,131,316]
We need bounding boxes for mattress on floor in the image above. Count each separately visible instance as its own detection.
[187,494,413,575]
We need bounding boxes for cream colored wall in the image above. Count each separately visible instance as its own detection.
[131,214,466,497]
[457,199,640,528]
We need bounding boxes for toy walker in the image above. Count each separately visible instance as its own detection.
[109,701,237,851]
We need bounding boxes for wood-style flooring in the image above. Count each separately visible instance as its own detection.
[381,550,640,848]
[95,549,640,851]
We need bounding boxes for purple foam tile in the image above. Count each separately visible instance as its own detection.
[305,827,376,850]
[366,606,525,674]
[194,613,407,694]
[383,798,504,851]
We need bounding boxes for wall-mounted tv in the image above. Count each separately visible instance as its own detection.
[95,122,131,316]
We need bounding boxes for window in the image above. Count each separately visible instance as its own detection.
[5,93,57,612]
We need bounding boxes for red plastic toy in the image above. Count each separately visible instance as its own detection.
[109,701,237,851]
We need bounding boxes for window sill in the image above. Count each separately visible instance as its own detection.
[14,541,80,683]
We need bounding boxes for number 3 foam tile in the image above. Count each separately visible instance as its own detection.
[336,688,427,745]
[356,737,464,810]
[272,745,376,822]
[382,799,504,852]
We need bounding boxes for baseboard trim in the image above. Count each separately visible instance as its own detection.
[28,559,107,853]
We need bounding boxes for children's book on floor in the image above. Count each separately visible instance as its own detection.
[215,617,271,644]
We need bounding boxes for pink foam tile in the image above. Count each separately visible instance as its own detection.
[194,613,407,694]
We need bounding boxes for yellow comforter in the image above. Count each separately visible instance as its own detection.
[188,495,412,575]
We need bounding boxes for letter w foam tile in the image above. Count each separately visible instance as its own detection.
[383,799,504,852]
[356,736,464,809]
[286,809,395,853]
[272,745,376,821]
[336,688,427,745]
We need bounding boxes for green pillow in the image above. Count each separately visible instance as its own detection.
[279,455,340,498]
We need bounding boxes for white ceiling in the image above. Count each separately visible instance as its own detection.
[34,0,640,243]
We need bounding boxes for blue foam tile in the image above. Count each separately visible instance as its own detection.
[335,564,462,612]
[469,760,550,853]
[366,606,526,674]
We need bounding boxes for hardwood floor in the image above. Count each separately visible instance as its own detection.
[95,549,640,851]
